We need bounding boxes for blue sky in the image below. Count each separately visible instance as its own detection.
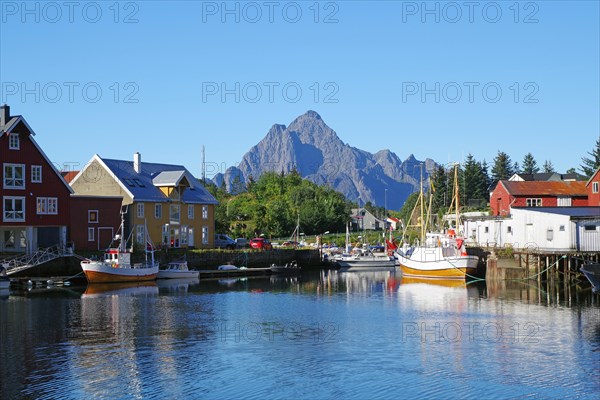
[1,1,598,178]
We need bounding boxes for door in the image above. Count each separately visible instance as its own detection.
[188,228,194,247]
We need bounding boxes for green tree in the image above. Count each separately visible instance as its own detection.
[580,138,600,177]
[491,151,514,181]
[542,160,555,173]
[521,153,539,174]
[431,165,449,214]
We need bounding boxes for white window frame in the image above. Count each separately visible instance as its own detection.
[526,198,542,207]
[181,225,188,246]
[88,210,99,223]
[188,204,195,219]
[3,163,25,189]
[137,203,144,218]
[3,196,25,222]
[155,204,162,219]
[9,133,20,150]
[37,197,58,215]
[31,165,42,183]
[593,182,599,194]
[88,227,95,241]
[202,205,208,219]
[136,225,145,244]
[202,225,209,245]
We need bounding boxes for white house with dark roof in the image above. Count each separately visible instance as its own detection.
[70,152,218,249]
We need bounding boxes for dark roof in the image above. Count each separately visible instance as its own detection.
[512,206,600,218]
[500,180,588,196]
[100,157,218,204]
[61,171,80,183]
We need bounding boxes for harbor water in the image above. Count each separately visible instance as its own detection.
[1,270,599,399]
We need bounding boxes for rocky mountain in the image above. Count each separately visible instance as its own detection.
[213,111,436,210]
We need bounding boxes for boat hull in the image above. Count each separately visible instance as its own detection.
[336,258,396,269]
[81,262,158,283]
[157,270,199,279]
[397,251,478,279]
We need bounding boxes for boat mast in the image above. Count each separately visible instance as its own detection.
[454,163,460,233]
[420,164,425,243]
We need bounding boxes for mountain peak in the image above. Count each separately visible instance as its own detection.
[302,110,322,120]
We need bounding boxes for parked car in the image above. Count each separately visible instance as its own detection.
[235,238,250,248]
[249,237,273,250]
[214,234,236,249]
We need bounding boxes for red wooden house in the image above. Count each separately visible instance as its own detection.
[1,105,74,254]
[490,180,588,216]
[69,195,123,251]
[586,168,600,206]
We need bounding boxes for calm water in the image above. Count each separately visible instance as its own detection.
[1,270,599,399]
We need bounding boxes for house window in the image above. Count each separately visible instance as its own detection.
[584,225,598,231]
[136,225,145,244]
[36,198,58,215]
[202,225,209,244]
[137,203,144,218]
[3,196,25,222]
[88,227,95,241]
[526,198,542,207]
[593,182,599,194]
[3,230,26,249]
[557,197,572,207]
[170,204,180,224]
[484,227,489,233]
[9,133,19,150]
[31,165,42,183]
[88,210,98,223]
[181,226,188,246]
[155,204,162,219]
[188,205,195,219]
[3,164,25,189]
[559,225,565,232]
[507,226,512,234]
[202,205,208,219]
[546,229,554,241]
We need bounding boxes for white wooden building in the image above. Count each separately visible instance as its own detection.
[464,207,600,252]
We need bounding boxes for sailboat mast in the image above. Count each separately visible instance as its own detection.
[420,164,425,242]
[454,164,460,233]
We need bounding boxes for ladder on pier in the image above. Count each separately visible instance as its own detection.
[1,245,71,276]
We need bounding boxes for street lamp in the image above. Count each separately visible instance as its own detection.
[319,231,330,260]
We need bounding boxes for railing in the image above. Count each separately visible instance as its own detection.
[1,245,67,275]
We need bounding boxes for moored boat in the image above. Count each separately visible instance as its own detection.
[580,263,600,293]
[336,252,396,270]
[157,259,199,279]
[80,210,159,283]
[270,260,301,275]
[395,164,478,280]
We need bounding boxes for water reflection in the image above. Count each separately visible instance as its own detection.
[1,269,598,399]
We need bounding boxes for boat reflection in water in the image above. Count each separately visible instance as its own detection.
[82,281,159,298]
[397,276,480,312]
[156,277,199,294]
[331,269,401,295]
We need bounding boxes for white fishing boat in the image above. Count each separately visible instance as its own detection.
[395,164,478,279]
[157,259,199,279]
[80,209,159,283]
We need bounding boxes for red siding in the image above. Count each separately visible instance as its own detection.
[587,169,600,206]
[490,182,512,216]
[69,196,122,251]
[1,123,72,227]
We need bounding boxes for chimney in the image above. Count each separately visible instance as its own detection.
[134,152,142,173]
[0,104,10,128]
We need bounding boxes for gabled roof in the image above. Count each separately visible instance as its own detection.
[74,154,218,204]
[586,167,600,186]
[152,170,189,187]
[499,180,587,197]
[1,116,36,136]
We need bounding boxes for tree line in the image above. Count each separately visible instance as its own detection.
[206,139,600,238]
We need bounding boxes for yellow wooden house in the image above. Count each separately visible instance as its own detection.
[70,153,218,249]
